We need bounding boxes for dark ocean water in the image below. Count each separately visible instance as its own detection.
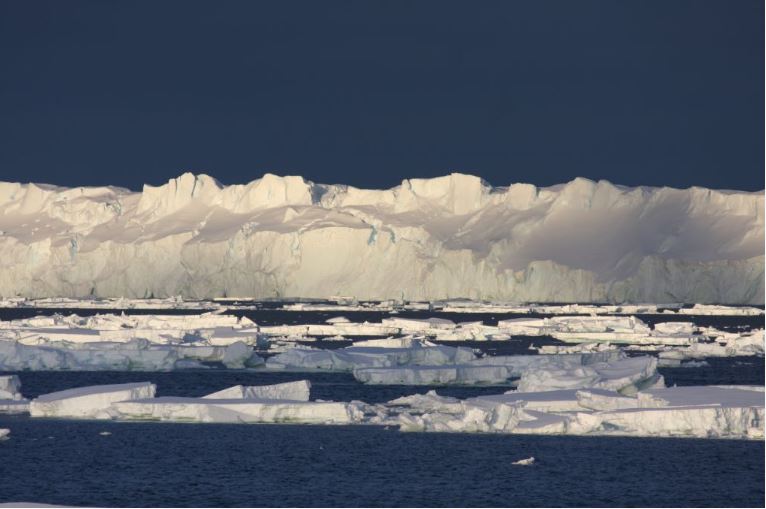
[0,306,763,507]
[0,418,763,508]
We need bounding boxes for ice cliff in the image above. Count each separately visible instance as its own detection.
[0,172,762,303]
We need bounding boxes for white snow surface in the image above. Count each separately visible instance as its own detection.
[0,173,761,304]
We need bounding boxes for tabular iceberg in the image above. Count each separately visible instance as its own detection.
[0,173,761,303]
[110,397,363,424]
[29,382,156,419]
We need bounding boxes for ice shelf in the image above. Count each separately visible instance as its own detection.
[0,174,761,303]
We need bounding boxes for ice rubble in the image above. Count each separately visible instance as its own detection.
[0,374,30,414]
[0,428,8,440]
[29,382,156,419]
[0,173,761,304]
[386,385,764,438]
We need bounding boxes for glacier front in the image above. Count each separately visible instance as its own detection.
[0,172,762,303]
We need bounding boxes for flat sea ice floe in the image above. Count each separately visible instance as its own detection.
[266,343,476,371]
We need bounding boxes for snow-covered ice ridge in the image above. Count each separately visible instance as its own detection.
[0,173,762,303]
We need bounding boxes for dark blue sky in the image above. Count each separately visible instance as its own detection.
[0,0,762,191]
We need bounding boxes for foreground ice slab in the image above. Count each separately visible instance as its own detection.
[29,382,156,419]
[0,173,761,304]
[111,397,362,424]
